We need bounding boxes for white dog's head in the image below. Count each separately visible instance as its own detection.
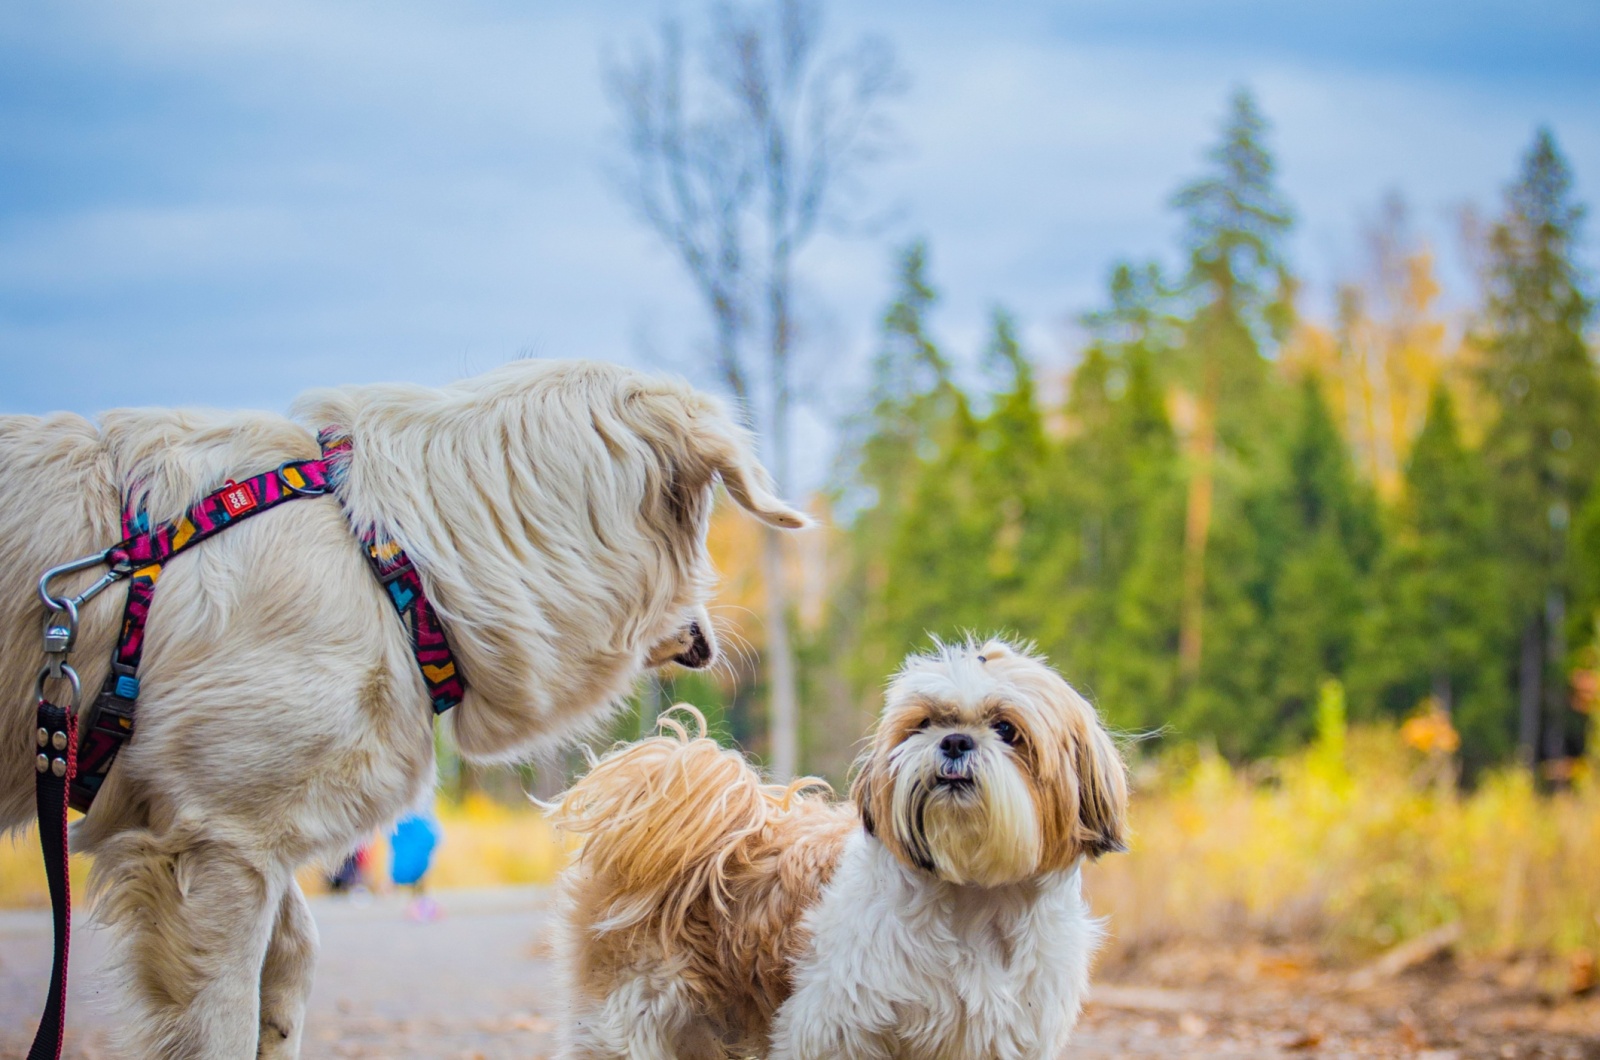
[851,639,1127,886]
[295,360,807,760]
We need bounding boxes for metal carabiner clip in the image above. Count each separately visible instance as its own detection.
[38,551,114,612]
[39,548,129,615]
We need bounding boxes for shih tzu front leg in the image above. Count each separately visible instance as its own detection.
[559,974,728,1060]
[768,978,898,1060]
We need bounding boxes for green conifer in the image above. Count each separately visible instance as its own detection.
[1264,375,1382,746]
[1477,129,1599,764]
[1169,88,1296,687]
[1036,263,1183,729]
[1355,386,1511,769]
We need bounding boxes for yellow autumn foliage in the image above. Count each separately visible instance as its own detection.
[1087,719,1600,963]
[1401,698,1462,756]
[1282,243,1452,499]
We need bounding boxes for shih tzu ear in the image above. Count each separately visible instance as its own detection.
[976,640,1011,664]
[1073,720,1129,859]
[849,752,880,837]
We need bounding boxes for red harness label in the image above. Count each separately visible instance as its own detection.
[220,482,257,517]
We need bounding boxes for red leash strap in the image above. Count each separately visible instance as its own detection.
[29,700,76,1060]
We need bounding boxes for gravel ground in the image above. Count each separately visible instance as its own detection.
[3,887,1597,1058]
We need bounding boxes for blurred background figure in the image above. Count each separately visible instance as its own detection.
[390,805,443,923]
[327,844,369,898]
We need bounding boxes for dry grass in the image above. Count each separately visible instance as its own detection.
[1086,692,1600,965]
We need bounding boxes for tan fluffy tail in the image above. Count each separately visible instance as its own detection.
[549,707,826,943]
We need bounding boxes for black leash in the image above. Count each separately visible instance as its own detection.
[29,700,76,1060]
[24,554,108,1060]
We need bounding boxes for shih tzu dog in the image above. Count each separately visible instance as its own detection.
[549,638,1129,1060]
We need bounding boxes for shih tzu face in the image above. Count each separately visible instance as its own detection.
[851,639,1128,887]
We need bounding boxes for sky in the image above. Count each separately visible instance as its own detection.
[2,0,1596,489]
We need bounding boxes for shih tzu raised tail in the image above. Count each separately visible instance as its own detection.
[550,638,1128,1060]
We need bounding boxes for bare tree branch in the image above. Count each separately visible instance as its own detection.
[602,0,902,776]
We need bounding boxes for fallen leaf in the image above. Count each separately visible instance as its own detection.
[1568,949,1596,996]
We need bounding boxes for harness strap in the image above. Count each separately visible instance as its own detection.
[73,440,466,809]
[28,701,76,1060]
[71,460,334,812]
[104,461,335,573]
[318,432,464,713]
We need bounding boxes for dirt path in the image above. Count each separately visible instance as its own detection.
[1080,941,1600,1059]
[2,887,1596,1058]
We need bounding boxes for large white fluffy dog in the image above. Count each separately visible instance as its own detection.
[551,639,1128,1060]
[0,359,805,1058]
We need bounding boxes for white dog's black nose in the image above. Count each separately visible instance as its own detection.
[672,621,713,669]
[939,732,975,758]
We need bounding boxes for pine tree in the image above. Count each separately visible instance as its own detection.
[843,239,958,525]
[878,311,1046,655]
[1476,129,1599,766]
[1169,88,1296,683]
[974,309,1049,628]
[1262,374,1382,746]
[834,239,968,686]
[1175,373,1379,756]
[1038,263,1184,729]
[978,309,1046,470]
[1140,88,1302,753]
[1354,385,1511,769]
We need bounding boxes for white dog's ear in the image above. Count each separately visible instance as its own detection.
[686,404,810,530]
[1074,720,1129,859]
[627,384,810,529]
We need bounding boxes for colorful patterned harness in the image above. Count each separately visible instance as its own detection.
[72,431,465,812]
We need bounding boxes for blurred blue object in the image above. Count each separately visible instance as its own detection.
[389,813,441,887]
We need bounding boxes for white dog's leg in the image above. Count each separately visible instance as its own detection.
[92,825,284,1059]
[257,879,319,1058]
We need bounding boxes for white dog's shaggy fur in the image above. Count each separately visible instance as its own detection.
[0,359,805,1058]
[550,639,1129,1060]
